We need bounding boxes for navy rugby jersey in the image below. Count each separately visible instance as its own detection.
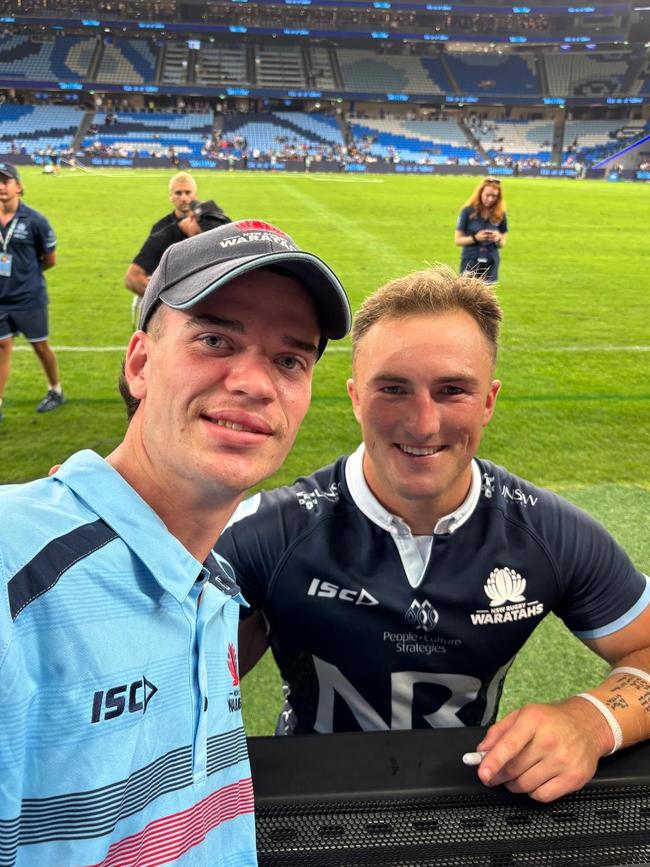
[217,445,649,735]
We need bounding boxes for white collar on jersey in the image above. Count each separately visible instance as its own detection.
[344,443,482,538]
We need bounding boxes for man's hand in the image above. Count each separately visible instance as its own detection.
[178,212,202,238]
[473,697,613,802]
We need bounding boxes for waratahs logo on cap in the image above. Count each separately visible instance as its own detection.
[235,219,291,239]
[221,219,297,252]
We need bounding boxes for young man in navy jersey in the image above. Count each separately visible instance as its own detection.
[0,221,351,866]
[218,264,650,804]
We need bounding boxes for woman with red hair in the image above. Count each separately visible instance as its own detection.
[454,177,508,284]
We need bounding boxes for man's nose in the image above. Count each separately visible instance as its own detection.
[406,392,442,437]
[225,352,277,402]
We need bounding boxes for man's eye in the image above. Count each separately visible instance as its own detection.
[443,386,464,395]
[277,355,303,370]
[381,386,403,394]
[201,335,225,349]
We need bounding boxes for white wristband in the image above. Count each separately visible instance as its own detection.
[610,666,650,685]
[577,693,623,755]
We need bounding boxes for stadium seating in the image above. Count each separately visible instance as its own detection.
[470,119,554,161]
[544,51,630,97]
[161,42,189,85]
[253,45,307,88]
[83,111,213,157]
[196,44,248,86]
[0,34,96,80]
[95,39,156,85]
[563,118,649,163]
[273,112,344,146]
[337,49,446,95]
[309,46,337,90]
[349,118,478,163]
[0,104,83,155]
[221,111,344,155]
[445,52,540,96]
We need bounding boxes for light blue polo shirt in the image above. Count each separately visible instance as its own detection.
[0,450,257,867]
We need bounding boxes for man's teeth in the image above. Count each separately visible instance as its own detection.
[399,444,442,456]
[214,419,256,433]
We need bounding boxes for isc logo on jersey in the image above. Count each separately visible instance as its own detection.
[307,578,378,606]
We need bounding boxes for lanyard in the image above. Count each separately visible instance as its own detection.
[0,216,18,253]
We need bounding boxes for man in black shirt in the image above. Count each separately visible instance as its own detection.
[124,173,230,325]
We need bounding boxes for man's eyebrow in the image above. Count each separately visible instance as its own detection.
[185,314,244,332]
[185,314,319,355]
[370,371,481,385]
[284,336,319,357]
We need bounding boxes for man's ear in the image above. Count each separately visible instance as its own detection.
[346,378,363,426]
[124,331,152,401]
[483,379,501,428]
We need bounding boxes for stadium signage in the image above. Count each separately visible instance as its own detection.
[57,81,83,90]
[512,6,531,11]
[509,35,528,41]
[81,19,100,25]
[122,85,159,92]
[424,32,450,39]
[229,25,248,31]
[387,93,409,101]
[138,21,165,28]
[371,30,390,36]
[226,87,250,95]
[287,89,322,97]
[283,27,310,33]
[607,96,643,104]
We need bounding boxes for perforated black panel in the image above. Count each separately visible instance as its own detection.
[256,785,650,867]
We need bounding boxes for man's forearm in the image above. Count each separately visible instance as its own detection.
[576,649,650,753]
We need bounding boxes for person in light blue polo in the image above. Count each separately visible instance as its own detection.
[0,220,351,866]
[0,162,64,419]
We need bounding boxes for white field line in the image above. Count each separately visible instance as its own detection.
[13,344,650,354]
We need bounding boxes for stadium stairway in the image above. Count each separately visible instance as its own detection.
[440,53,460,95]
[459,115,488,161]
[72,111,95,152]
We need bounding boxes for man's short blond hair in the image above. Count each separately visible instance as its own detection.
[352,265,502,366]
[168,172,196,193]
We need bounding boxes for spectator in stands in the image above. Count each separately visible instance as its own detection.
[124,172,229,325]
[0,162,65,420]
[454,177,508,284]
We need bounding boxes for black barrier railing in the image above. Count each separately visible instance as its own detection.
[249,727,650,867]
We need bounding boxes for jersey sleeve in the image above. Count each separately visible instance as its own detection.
[549,499,649,638]
[216,494,275,611]
[32,212,57,258]
[456,207,469,233]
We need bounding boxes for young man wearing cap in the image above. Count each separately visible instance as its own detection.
[0,220,351,866]
[124,172,230,326]
[0,162,64,419]
[218,265,650,804]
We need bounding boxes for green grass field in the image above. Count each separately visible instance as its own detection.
[2,166,649,735]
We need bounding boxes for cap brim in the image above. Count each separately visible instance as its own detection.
[159,249,351,340]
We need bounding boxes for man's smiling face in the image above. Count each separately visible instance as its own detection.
[347,309,500,531]
[126,269,320,503]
